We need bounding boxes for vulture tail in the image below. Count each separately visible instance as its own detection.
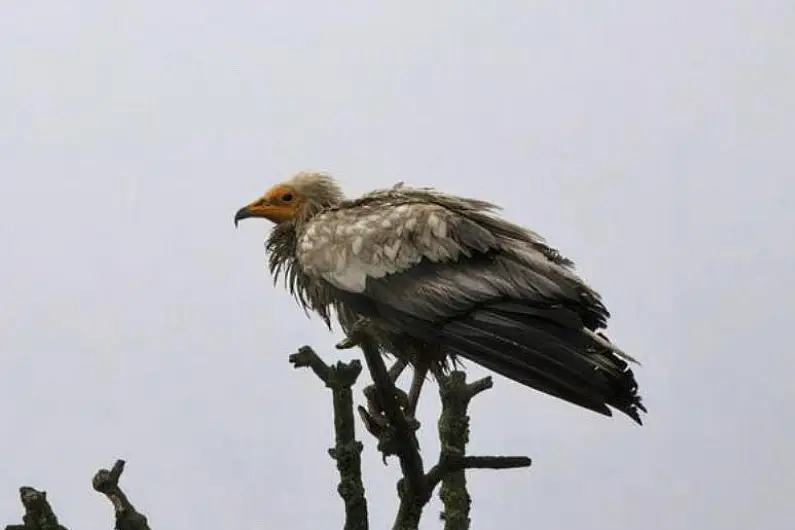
[439,301,646,424]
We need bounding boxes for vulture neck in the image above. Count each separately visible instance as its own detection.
[267,194,333,272]
[265,217,338,327]
[265,221,309,295]
[293,194,340,232]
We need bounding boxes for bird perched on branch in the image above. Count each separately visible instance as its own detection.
[235,171,646,424]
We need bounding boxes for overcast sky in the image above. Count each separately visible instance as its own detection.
[1,2,792,529]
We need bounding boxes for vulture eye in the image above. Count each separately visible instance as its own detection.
[281,193,294,202]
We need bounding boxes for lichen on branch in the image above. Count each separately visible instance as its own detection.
[290,346,369,530]
[300,339,533,530]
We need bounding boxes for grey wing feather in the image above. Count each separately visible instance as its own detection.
[293,186,644,422]
[297,187,608,331]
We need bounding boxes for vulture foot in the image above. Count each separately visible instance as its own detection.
[358,359,422,460]
[362,380,410,417]
[362,358,411,418]
[357,399,421,462]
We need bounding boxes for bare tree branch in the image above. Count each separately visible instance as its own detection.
[433,372,532,529]
[92,460,151,530]
[5,461,152,530]
[357,359,417,463]
[4,342,535,530]
[290,346,369,530]
[356,340,429,499]
[4,487,68,530]
[4,348,530,530]
[436,372,479,530]
[352,357,533,530]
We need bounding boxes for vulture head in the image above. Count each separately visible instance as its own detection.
[234,171,344,227]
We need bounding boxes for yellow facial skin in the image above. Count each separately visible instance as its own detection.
[234,184,300,225]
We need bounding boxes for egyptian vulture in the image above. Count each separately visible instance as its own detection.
[235,171,645,424]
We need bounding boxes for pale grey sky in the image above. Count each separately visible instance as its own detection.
[1,2,792,529]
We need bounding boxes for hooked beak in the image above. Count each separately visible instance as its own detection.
[234,199,295,227]
[234,205,255,227]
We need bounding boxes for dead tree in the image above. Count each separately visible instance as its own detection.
[290,342,532,530]
[4,342,531,530]
[4,460,150,530]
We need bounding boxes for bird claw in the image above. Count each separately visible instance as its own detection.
[363,383,410,415]
[359,381,420,461]
[357,404,420,462]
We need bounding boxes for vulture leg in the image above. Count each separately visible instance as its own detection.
[387,358,410,381]
[335,316,372,350]
[405,364,429,418]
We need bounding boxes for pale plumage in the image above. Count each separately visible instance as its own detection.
[236,172,646,424]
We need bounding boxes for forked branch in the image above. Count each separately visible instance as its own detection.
[293,342,532,530]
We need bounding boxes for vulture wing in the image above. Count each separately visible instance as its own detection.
[296,189,644,423]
